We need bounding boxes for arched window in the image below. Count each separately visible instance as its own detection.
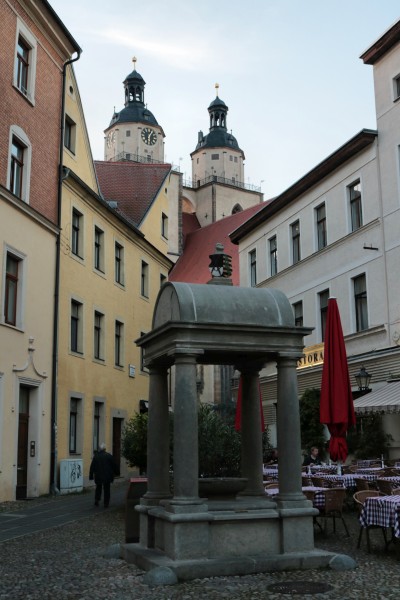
[232,204,242,214]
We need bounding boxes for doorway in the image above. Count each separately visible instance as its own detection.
[16,386,30,499]
[112,417,123,475]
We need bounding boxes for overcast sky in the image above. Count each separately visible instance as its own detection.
[50,0,400,198]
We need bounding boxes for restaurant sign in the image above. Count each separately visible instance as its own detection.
[297,343,324,369]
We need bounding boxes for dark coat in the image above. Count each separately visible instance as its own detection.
[303,454,321,466]
[89,450,118,484]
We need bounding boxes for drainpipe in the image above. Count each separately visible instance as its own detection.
[50,50,81,495]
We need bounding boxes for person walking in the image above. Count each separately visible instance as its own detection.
[89,443,119,507]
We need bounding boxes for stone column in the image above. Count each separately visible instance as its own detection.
[144,366,171,501]
[171,350,203,504]
[276,354,304,506]
[239,367,265,497]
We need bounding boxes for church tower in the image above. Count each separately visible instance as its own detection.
[191,84,245,185]
[104,58,165,162]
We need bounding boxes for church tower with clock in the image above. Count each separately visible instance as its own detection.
[104,58,165,162]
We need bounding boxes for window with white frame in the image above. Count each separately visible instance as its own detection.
[71,208,83,258]
[349,181,362,232]
[291,220,301,264]
[249,249,257,287]
[161,213,168,239]
[93,401,103,453]
[316,203,327,250]
[353,274,368,332]
[64,115,76,154]
[115,242,124,285]
[94,310,104,361]
[115,320,124,367]
[8,126,31,202]
[141,261,149,297]
[319,289,329,342]
[69,397,80,454]
[14,21,37,103]
[94,226,104,272]
[3,249,24,328]
[292,301,303,327]
[393,74,400,101]
[70,299,83,354]
[269,235,277,276]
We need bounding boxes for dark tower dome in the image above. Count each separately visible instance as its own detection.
[107,57,160,129]
[193,85,243,154]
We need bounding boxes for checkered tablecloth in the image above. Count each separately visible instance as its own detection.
[263,469,279,481]
[313,473,376,488]
[265,486,325,509]
[360,495,400,538]
[356,467,385,475]
[379,476,400,487]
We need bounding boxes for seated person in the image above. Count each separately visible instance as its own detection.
[265,449,278,465]
[303,446,321,466]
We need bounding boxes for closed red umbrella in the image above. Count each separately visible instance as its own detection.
[320,298,356,463]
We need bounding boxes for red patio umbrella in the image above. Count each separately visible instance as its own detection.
[320,298,356,463]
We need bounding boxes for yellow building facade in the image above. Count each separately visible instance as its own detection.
[56,67,172,488]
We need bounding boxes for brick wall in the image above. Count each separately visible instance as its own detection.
[0,0,68,225]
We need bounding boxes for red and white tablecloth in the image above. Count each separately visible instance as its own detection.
[360,495,400,538]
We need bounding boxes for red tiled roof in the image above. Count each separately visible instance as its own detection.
[182,212,201,238]
[169,202,268,285]
[94,161,171,226]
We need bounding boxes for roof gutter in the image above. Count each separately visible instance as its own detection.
[50,49,82,495]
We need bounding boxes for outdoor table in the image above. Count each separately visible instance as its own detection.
[265,486,326,509]
[379,476,400,487]
[359,495,400,539]
[313,473,376,488]
[263,468,279,480]
[356,467,385,475]
[308,465,337,473]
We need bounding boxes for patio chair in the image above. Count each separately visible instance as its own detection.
[382,468,398,477]
[354,477,370,492]
[318,488,350,536]
[311,476,330,488]
[303,489,323,532]
[302,475,312,486]
[391,488,400,496]
[353,490,387,552]
[264,482,279,490]
[376,478,394,495]
[348,465,359,473]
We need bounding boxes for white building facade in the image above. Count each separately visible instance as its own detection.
[231,20,400,456]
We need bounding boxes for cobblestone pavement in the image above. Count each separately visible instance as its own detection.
[1,485,400,599]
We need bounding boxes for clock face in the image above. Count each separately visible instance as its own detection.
[141,127,157,146]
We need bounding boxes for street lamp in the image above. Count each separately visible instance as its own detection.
[355,365,372,392]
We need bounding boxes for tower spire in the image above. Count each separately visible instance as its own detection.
[215,82,219,97]
[132,56,137,70]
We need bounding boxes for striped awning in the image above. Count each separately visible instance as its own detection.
[353,381,400,414]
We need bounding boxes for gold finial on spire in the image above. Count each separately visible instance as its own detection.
[132,56,137,69]
[215,83,219,97]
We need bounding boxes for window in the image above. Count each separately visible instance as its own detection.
[93,402,102,453]
[8,126,32,202]
[354,274,368,332]
[291,221,301,264]
[140,331,148,373]
[141,261,149,297]
[115,320,124,367]
[393,75,400,100]
[249,249,257,287]
[14,23,37,103]
[319,290,329,341]
[71,209,83,258]
[115,242,124,285]
[126,130,131,137]
[211,154,219,160]
[161,213,168,239]
[316,203,327,250]
[349,181,362,232]
[234,156,238,163]
[4,253,20,325]
[160,273,167,288]
[16,36,29,94]
[292,301,303,327]
[94,311,104,360]
[94,227,104,272]
[70,299,83,353]
[10,138,24,198]
[64,115,76,154]
[69,398,79,453]
[269,236,277,276]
